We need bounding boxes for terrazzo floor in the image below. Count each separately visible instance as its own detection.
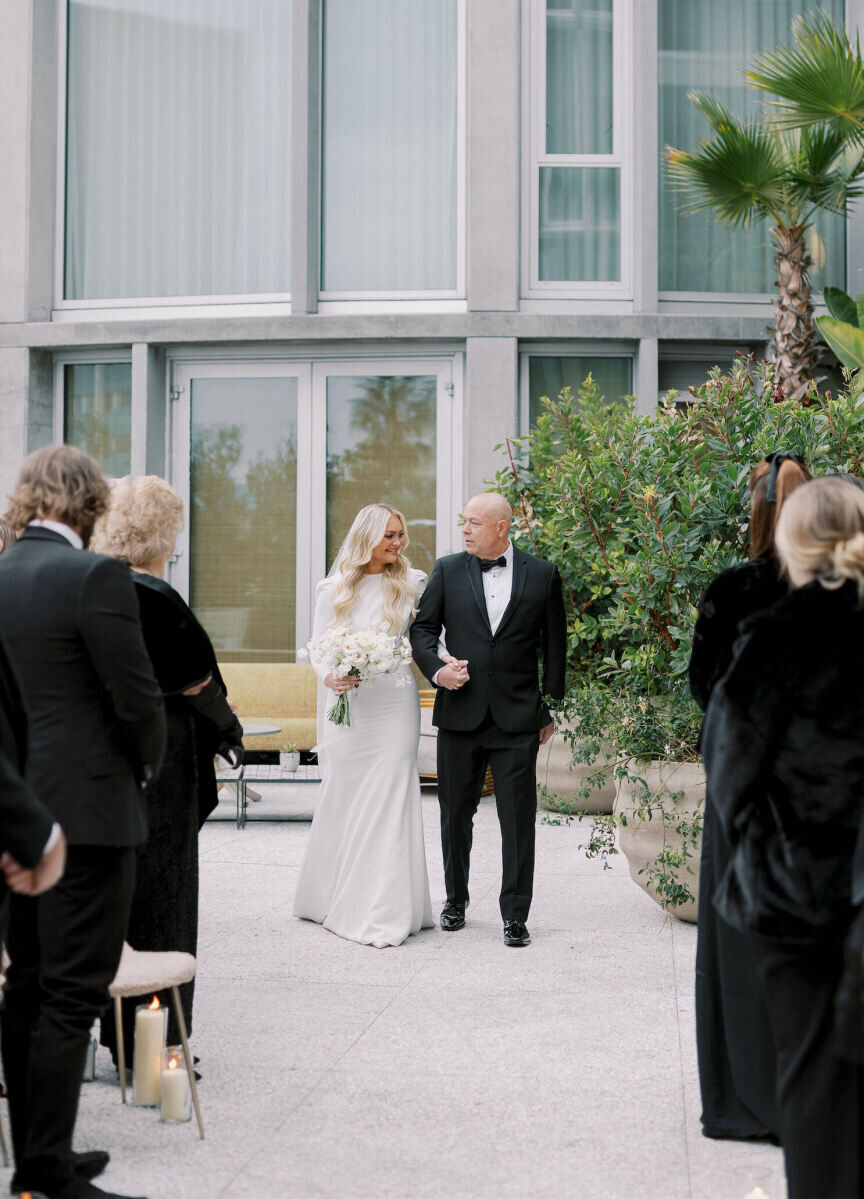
[5,790,787,1198]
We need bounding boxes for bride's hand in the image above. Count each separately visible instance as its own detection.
[325,673,360,695]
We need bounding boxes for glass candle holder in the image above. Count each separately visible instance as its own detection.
[160,1045,192,1124]
[132,997,168,1107]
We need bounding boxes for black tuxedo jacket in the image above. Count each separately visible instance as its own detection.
[0,639,53,869]
[410,547,567,733]
[0,528,166,847]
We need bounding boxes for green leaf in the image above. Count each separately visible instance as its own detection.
[824,286,859,325]
[857,294,864,329]
[816,314,864,371]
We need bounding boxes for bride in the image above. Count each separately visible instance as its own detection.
[293,503,434,947]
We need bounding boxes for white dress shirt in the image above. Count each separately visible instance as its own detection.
[28,519,83,550]
[481,541,514,635]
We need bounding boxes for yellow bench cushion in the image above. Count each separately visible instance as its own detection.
[218,663,319,751]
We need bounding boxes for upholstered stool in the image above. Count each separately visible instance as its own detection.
[108,944,204,1139]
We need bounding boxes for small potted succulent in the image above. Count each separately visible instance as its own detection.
[279,743,300,772]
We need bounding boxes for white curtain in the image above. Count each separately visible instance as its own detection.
[65,0,292,301]
[658,0,845,294]
[540,0,619,282]
[321,0,458,293]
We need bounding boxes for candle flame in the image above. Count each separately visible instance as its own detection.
[168,1058,178,1070]
[147,996,161,1010]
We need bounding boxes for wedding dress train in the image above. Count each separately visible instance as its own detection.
[292,571,434,947]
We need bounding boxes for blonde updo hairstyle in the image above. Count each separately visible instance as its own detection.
[331,503,418,635]
[91,475,184,567]
[775,476,864,593]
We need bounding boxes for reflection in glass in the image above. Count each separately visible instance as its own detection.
[189,379,297,662]
[63,363,132,477]
[529,356,632,425]
[539,167,620,282]
[546,0,613,155]
[658,0,844,293]
[326,376,437,578]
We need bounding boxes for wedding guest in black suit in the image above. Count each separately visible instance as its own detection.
[702,475,864,1198]
[688,452,809,1145]
[0,445,165,1199]
[92,475,242,1062]
[411,492,567,947]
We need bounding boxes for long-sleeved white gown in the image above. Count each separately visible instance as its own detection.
[292,569,434,947]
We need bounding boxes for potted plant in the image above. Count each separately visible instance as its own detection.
[494,362,864,916]
[279,743,300,772]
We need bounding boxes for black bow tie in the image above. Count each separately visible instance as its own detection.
[479,556,507,572]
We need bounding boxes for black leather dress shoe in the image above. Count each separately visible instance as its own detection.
[11,1151,110,1194]
[503,919,531,947]
[12,1180,145,1199]
[440,900,466,931]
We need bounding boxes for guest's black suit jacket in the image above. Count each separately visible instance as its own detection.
[0,638,53,868]
[0,528,165,847]
[410,547,567,733]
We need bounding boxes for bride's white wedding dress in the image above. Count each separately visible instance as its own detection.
[292,569,434,947]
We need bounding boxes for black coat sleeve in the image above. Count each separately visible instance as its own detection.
[689,572,741,711]
[541,565,567,703]
[0,740,54,868]
[410,559,447,685]
[79,557,166,783]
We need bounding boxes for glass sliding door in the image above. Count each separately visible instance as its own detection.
[325,373,438,576]
[171,366,310,662]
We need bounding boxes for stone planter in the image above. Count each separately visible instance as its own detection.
[612,759,705,923]
[279,751,300,772]
[536,725,616,815]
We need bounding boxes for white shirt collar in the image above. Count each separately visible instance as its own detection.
[28,519,83,550]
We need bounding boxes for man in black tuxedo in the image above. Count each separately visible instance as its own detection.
[411,492,567,947]
[0,446,165,1199]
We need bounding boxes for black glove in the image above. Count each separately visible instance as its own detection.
[217,731,244,770]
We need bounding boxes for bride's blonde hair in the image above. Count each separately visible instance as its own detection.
[331,503,419,634]
[775,476,864,593]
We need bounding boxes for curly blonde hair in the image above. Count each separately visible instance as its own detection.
[331,503,419,634]
[5,445,110,537]
[776,476,864,591]
[91,475,184,567]
[0,519,18,554]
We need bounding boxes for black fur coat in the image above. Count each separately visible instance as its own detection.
[702,579,864,943]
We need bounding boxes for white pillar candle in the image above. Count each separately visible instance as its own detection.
[160,1056,191,1122]
[133,998,166,1106]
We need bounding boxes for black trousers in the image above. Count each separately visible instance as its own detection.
[752,934,864,1199]
[2,844,135,1191]
[437,713,540,922]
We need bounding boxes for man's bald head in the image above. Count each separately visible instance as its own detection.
[462,492,513,558]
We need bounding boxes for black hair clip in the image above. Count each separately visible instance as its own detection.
[764,451,805,503]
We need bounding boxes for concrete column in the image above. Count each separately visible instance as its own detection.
[636,337,659,415]
[131,344,167,476]
[291,0,321,314]
[0,2,58,324]
[0,348,54,505]
[464,337,518,495]
[633,0,658,316]
[466,0,520,312]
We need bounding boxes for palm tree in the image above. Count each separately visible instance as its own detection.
[665,20,864,400]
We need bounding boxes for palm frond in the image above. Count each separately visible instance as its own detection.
[665,125,785,229]
[686,91,743,136]
[785,127,864,214]
[747,12,864,142]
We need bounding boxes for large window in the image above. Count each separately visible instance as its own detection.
[63,362,132,477]
[64,0,292,302]
[320,0,460,295]
[527,0,630,291]
[526,353,633,426]
[658,0,846,295]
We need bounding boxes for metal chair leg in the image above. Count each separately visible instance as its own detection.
[170,987,204,1140]
[114,996,127,1104]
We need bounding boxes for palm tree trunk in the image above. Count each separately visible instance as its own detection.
[770,224,820,401]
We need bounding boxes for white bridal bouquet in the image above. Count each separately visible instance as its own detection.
[306,623,414,727]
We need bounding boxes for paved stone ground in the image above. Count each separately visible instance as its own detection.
[3,792,788,1199]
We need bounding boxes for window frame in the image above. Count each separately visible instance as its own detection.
[53,349,134,467]
[522,0,634,299]
[519,343,636,432]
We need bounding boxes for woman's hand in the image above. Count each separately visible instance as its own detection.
[325,673,361,695]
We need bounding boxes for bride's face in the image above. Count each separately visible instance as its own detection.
[368,516,406,572]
